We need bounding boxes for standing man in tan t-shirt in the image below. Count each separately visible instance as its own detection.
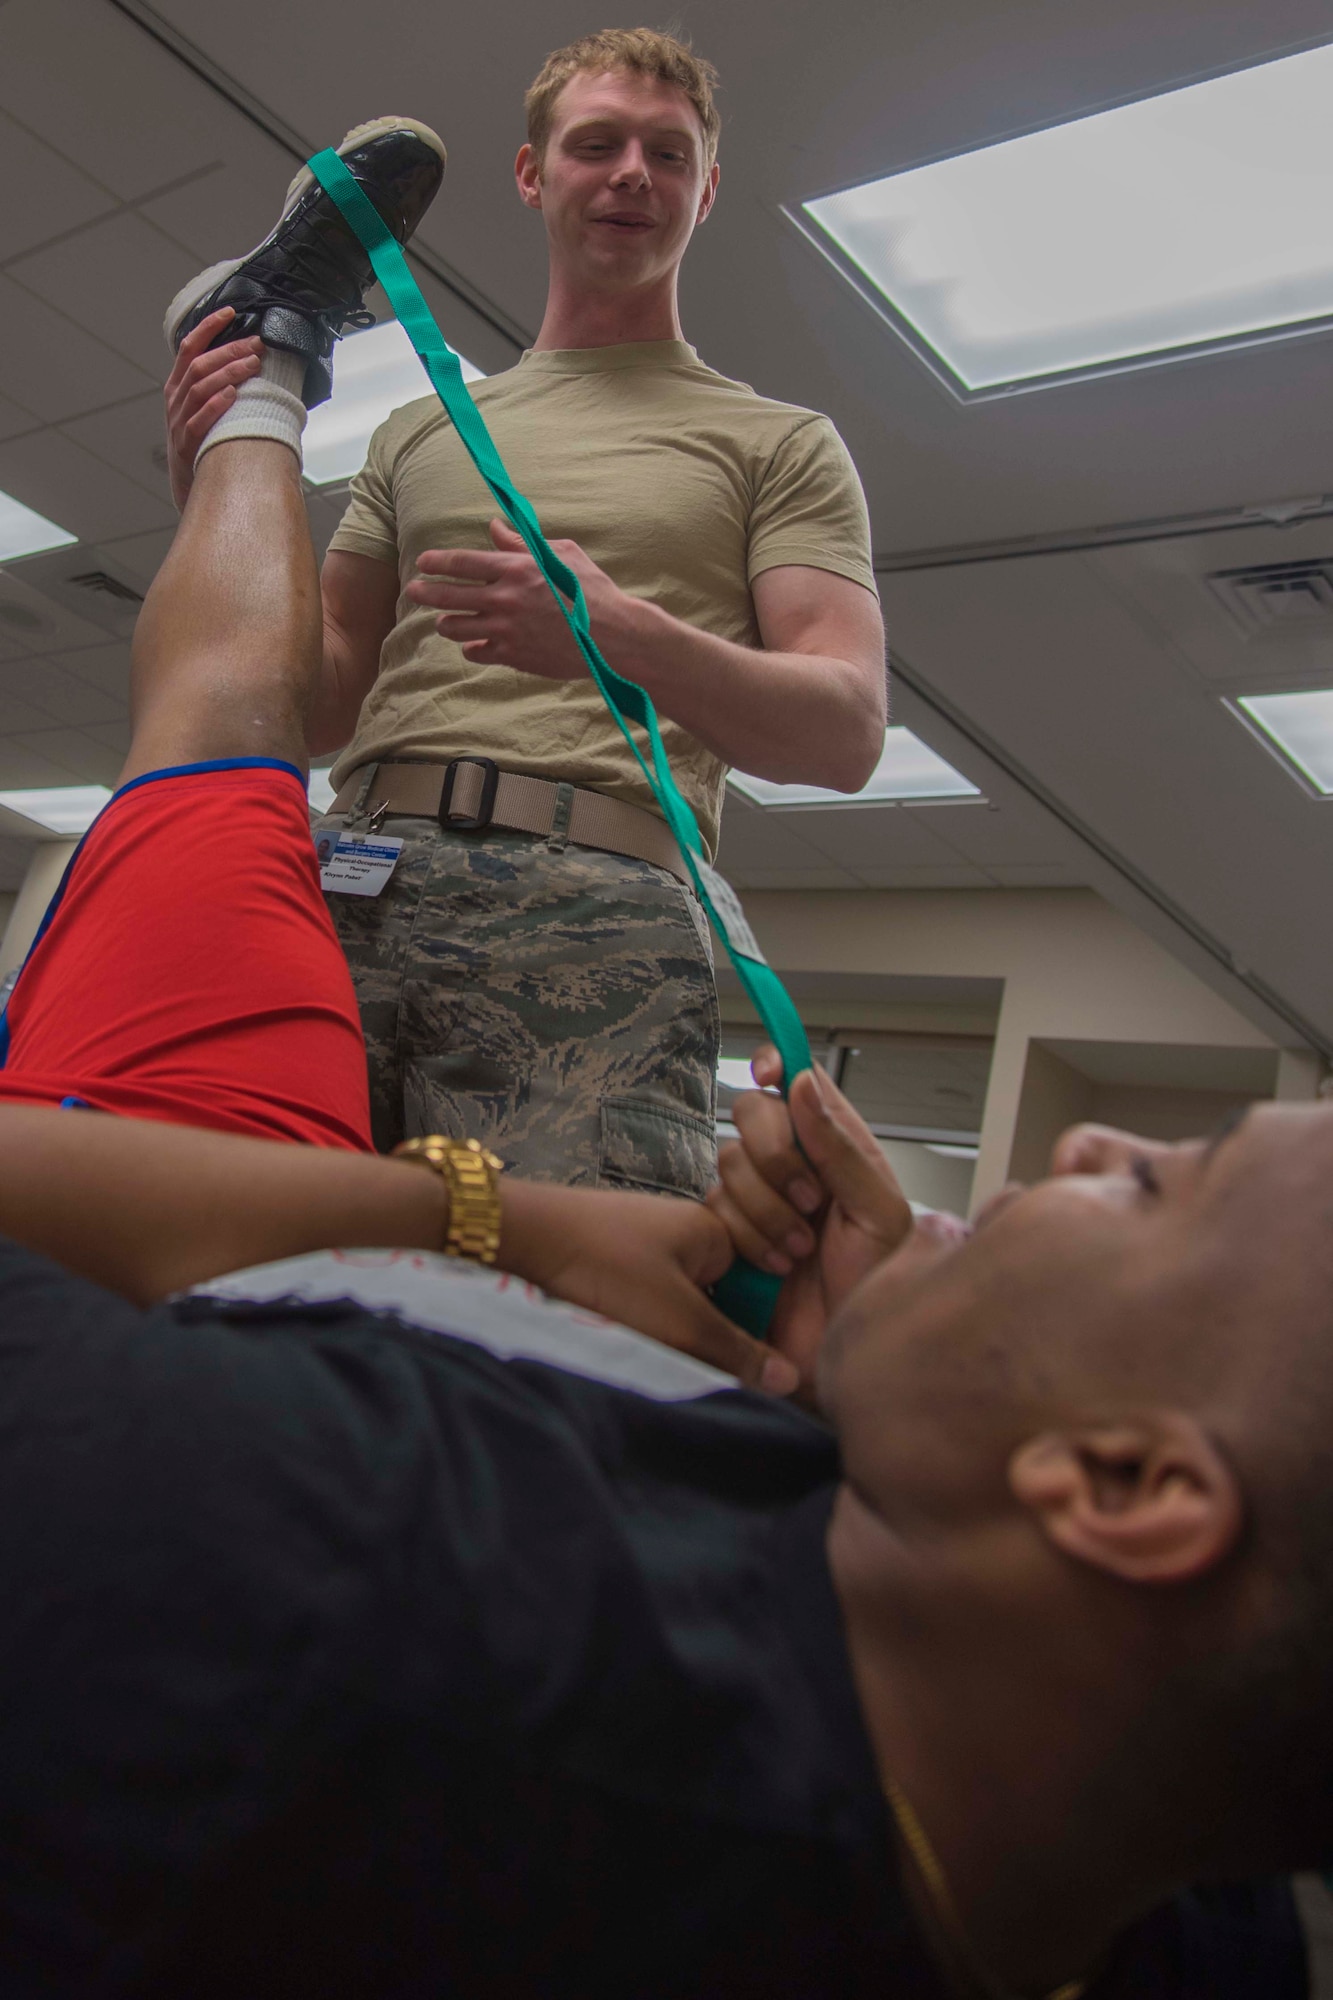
[167,30,886,1199]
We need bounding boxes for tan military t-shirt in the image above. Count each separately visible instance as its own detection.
[328,339,876,859]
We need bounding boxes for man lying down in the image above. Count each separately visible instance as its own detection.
[4,1070,1330,1999]
[0,120,1322,1999]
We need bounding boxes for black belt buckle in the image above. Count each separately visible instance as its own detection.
[440,756,499,831]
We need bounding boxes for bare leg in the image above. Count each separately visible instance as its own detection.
[121,438,319,786]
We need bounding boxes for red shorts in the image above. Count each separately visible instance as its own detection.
[0,759,372,1151]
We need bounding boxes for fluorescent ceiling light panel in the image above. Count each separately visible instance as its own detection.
[799,41,1333,393]
[304,319,483,485]
[730,727,979,807]
[1235,688,1333,794]
[0,784,112,833]
[0,489,77,563]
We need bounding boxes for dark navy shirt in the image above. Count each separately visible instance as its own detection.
[0,1241,1304,1997]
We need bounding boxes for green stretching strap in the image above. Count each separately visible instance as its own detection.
[308,147,811,1335]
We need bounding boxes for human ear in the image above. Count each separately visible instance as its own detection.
[697,160,720,224]
[1009,1415,1243,1585]
[515,144,543,210]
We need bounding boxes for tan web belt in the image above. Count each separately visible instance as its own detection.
[327,757,690,883]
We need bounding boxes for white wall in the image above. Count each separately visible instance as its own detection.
[736,887,1316,1212]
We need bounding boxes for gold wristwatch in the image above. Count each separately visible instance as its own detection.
[392,1135,504,1265]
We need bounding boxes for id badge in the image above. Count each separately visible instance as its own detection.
[318,831,404,897]
[695,860,766,963]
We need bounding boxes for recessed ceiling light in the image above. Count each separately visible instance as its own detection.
[0,490,77,564]
[1234,688,1333,795]
[304,319,483,486]
[0,785,112,833]
[729,727,979,807]
[797,41,1333,396]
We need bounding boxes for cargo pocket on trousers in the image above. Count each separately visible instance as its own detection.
[597,1095,717,1202]
[403,1055,515,1151]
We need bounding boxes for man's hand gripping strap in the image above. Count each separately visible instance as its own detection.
[307,148,811,1336]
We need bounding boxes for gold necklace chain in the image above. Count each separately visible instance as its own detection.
[884,1775,1088,2000]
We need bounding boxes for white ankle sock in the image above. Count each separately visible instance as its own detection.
[195,346,308,471]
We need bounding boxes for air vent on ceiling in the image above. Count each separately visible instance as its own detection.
[1207,559,1333,635]
[5,546,146,639]
[68,570,144,606]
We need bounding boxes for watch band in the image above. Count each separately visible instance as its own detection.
[392,1135,504,1266]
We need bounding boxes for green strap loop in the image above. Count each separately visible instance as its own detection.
[308,148,811,1335]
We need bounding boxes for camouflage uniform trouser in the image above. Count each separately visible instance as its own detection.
[325,816,720,1198]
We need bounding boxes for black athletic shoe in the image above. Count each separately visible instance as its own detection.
[164,115,446,409]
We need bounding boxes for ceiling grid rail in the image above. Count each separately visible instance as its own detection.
[875,500,1333,575]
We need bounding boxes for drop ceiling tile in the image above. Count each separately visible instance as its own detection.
[142,141,302,262]
[0,388,39,442]
[9,726,121,784]
[787,801,967,869]
[61,394,173,506]
[0,430,174,543]
[723,865,858,890]
[0,109,115,262]
[0,685,73,732]
[15,657,129,726]
[12,212,200,377]
[0,0,237,201]
[83,719,132,757]
[0,574,108,655]
[716,799,838,871]
[902,799,1080,869]
[95,527,175,590]
[0,274,152,420]
[0,737,89,787]
[0,661,52,706]
[988,864,1079,886]
[854,864,993,888]
[49,642,132,700]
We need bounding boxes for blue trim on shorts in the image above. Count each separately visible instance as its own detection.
[111,755,305,801]
[0,756,309,1069]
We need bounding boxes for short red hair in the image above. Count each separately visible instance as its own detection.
[525,27,720,168]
